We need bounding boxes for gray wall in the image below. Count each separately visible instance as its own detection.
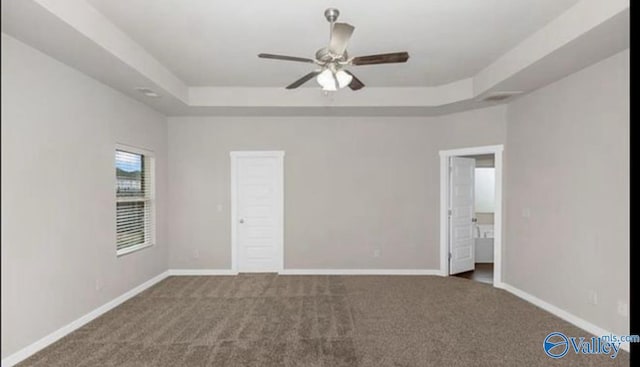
[167,107,507,270]
[505,49,629,335]
[475,213,494,225]
[467,154,495,168]
[1,34,169,358]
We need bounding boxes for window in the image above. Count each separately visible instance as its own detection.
[115,146,154,256]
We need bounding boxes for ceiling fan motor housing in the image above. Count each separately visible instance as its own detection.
[315,47,348,63]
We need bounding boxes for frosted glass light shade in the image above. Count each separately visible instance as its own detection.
[335,70,353,88]
[316,69,336,91]
[316,69,352,91]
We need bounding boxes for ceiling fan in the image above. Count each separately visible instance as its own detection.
[258,8,409,91]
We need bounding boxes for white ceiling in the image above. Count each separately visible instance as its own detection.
[1,0,628,115]
[87,0,579,87]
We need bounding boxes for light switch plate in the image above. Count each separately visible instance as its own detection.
[617,301,629,317]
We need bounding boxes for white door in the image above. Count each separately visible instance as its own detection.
[449,157,475,274]
[231,151,284,272]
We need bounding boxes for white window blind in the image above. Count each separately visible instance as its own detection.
[116,148,154,255]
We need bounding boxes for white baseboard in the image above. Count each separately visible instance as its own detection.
[168,269,238,276]
[279,269,442,275]
[500,283,630,352]
[168,269,441,276]
[1,271,169,367]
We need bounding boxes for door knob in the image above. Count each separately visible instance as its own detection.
[239,218,245,224]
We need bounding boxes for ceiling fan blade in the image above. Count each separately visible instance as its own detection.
[344,70,365,90]
[258,53,315,63]
[329,23,355,56]
[286,71,321,89]
[351,52,409,66]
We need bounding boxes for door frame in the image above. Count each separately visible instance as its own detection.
[439,145,504,287]
[230,150,285,273]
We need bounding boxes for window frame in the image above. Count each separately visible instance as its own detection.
[115,143,156,257]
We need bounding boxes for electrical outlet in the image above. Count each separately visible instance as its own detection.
[95,279,103,291]
[373,249,381,257]
[193,249,200,259]
[617,301,629,317]
[587,290,598,305]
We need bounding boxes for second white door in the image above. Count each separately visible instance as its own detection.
[231,151,284,273]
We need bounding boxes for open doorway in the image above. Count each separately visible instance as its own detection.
[439,145,503,287]
[453,154,495,284]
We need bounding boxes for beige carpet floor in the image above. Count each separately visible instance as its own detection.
[17,274,630,366]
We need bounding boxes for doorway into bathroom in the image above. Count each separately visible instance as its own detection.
[439,145,503,287]
[453,154,495,284]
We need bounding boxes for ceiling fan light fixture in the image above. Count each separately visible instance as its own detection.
[316,69,352,91]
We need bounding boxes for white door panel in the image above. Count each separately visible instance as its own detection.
[449,157,475,275]
[232,152,284,273]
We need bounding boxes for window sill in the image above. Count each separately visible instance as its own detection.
[117,243,153,257]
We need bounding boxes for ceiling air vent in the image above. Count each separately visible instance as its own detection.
[135,87,160,98]
[480,91,523,102]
